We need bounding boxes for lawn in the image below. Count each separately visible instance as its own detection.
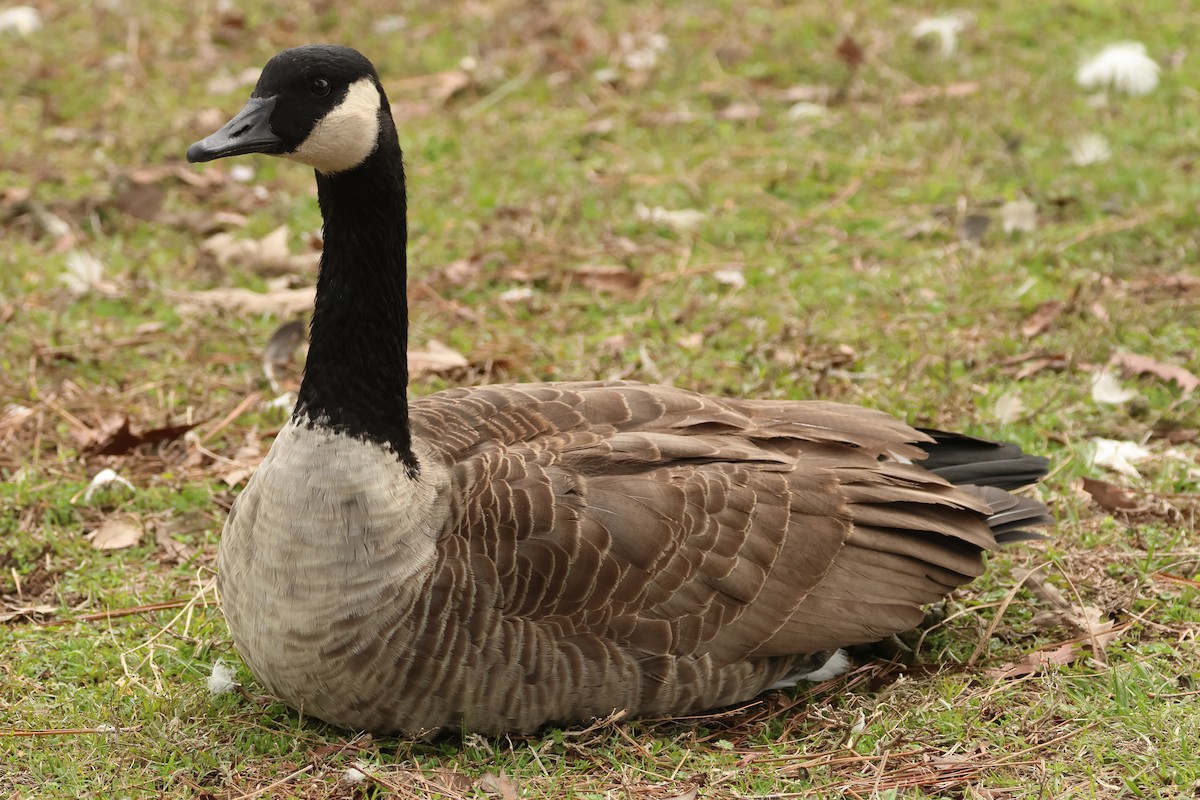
[2,1,1199,797]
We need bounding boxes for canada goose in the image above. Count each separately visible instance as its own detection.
[187,45,1052,736]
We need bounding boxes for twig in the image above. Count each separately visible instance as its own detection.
[967,563,1047,665]
[0,726,139,737]
[1052,207,1165,254]
[197,392,262,444]
[39,597,216,627]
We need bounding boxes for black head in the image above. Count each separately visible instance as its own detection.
[187,45,389,175]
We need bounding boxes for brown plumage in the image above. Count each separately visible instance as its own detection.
[190,45,1051,736]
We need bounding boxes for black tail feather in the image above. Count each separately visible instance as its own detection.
[917,429,1050,491]
[917,429,1053,542]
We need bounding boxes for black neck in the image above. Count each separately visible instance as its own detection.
[294,119,417,473]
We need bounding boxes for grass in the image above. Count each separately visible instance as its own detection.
[2,0,1199,797]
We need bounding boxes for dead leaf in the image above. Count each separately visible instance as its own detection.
[83,416,199,456]
[439,257,482,285]
[781,84,834,103]
[385,69,472,105]
[409,341,469,380]
[896,81,979,106]
[111,182,165,221]
[478,772,519,800]
[1081,477,1144,512]
[716,102,760,121]
[169,285,315,316]
[713,268,746,289]
[959,214,990,244]
[1017,568,1118,653]
[215,437,264,488]
[987,642,1080,679]
[155,524,195,563]
[0,603,58,624]
[835,33,865,67]
[637,109,697,126]
[1110,352,1199,394]
[635,204,706,231]
[664,790,699,800]
[88,516,143,551]
[1000,198,1037,233]
[1020,300,1063,338]
[202,225,319,275]
[1153,425,1198,444]
[572,264,642,294]
[582,117,615,136]
[263,319,306,391]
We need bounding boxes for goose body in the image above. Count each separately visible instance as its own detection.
[189,45,1051,735]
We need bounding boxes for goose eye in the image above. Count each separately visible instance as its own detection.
[310,78,330,96]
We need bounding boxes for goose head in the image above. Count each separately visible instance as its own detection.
[187,44,388,175]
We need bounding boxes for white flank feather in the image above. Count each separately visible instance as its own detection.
[207,661,238,695]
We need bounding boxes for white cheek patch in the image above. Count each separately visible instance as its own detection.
[286,77,382,174]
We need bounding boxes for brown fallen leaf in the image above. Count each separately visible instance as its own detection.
[88,516,143,550]
[203,225,320,275]
[155,524,195,564]
[111,182,165,221]
[478,772,519,800]
[83,416,199,456]
[0,603,59,624]
[1081,476,1144,512]
[1017,568,1119,654]
[409,341,469,380]
[959,213,991,244]
[169,286,315,316]
[1020,300,1064,338]
[835,33,865,67]
[987,641,1080,679]
[571,264,642,294]
[262,319,307,391]
[385,69,472,105]
[439,257,482,286]
[716,102,760,121]
[1110,352,1199,394]
[897,81,979,106]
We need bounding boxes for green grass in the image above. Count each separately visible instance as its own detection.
[3,0,1199,797]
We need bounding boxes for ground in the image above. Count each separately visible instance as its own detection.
[2,1,1199,798]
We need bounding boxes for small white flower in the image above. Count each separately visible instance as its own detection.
[1070,133,1112,166]
[911,13,972,57]
[206,661,238,695]
[1077,42,1159,96]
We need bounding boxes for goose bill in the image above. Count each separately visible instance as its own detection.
[187,96,281,163]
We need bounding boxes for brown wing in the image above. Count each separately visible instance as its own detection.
[410,380,999,670]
